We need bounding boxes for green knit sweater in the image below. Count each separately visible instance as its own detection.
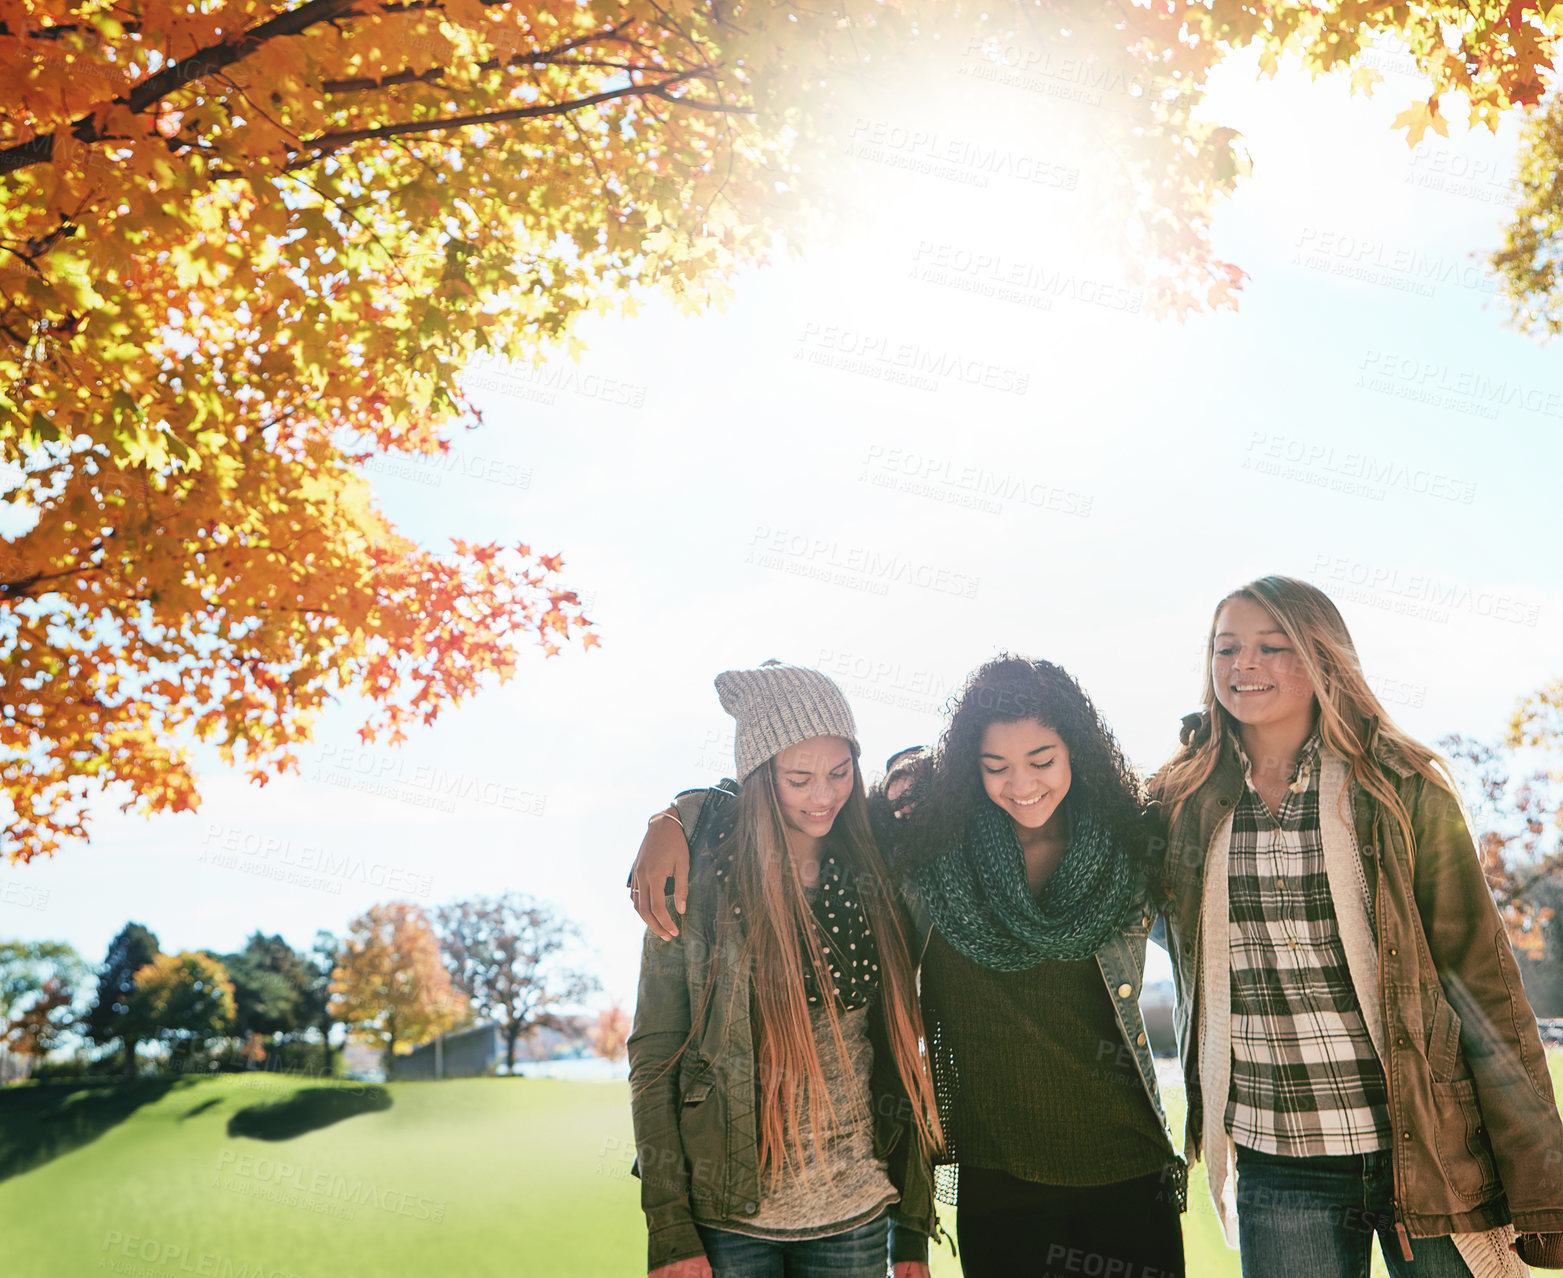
[919,928,1170,1190]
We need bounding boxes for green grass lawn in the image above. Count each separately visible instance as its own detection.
[7,1057,1562,1277]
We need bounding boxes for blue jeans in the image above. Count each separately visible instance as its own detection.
[1234,1145,1474,1278]
[695,1211,890,1278]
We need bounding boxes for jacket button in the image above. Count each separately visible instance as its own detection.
[1403,1132,1412,1141]
[744,1202,757,1214]
[1137,1032,1147,1046]
[1118,983,1133,998]
[1388,947,1397,957]
[1219,798,1231,807]
[1397,1037,1406,1047]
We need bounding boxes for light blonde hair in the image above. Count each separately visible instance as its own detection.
[732,761,943,1180]
[1157,575,1460,869]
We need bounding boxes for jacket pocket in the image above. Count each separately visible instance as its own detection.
[677,1078,725,1214]
[1427,997,1463,1083]
[1431,1077,1499,1204]
[872,1114,904,1162]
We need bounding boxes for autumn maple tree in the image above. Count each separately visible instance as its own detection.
[128,948,239,1069]
[2,0,1559,862]
[330,901,465,1074]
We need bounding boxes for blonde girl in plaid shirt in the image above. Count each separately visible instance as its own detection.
[1154,576,1563,1278]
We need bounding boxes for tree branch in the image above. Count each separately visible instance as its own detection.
[321,56,653,95]
[281,70,745,172]
[0,0,363,176]
[319,22,641,94]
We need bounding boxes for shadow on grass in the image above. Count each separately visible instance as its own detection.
[0,1078,192,1182]
[181,1097,223,1121]
[227,1086,392,1141]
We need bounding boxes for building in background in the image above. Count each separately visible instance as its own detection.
[395,1016,598,1079]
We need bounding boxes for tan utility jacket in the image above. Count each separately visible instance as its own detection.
[1149,716,1563,1249]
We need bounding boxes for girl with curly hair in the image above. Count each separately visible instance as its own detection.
[631,655,1186,1278]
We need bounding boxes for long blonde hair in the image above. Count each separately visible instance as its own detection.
[1157,575,1459,866]
[731,760,943,1180]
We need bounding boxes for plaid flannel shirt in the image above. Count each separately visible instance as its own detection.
[1225,732,1392,1156]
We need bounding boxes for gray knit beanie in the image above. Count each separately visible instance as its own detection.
[714,660,859,781]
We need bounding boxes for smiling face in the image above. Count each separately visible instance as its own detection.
[978,719,1072,831]
[1211,594,1317,736]
[770,736,856,839]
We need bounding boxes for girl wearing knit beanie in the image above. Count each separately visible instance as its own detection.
[630,655,1187,1278]
[627,661,944,1278]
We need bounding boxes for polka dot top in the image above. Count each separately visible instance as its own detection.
[711,833,882,1012]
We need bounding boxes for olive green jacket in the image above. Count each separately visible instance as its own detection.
[626,790,939,1271]
[1150,716,1563,1248]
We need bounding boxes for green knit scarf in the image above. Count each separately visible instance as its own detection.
[913,801,1138,970]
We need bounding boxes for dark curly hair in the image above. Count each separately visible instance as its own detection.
[880,654,1151,882]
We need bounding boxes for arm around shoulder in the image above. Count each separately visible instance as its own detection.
[631,791,708,939]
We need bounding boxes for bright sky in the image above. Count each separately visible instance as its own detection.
[4,41,1562,1011]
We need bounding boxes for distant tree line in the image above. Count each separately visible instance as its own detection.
[0,891,605,1081]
